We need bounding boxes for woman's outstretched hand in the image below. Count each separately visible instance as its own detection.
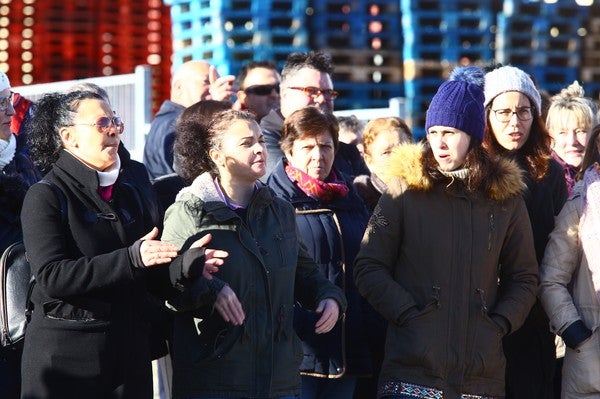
[190,233,229,280]
[139,227,179,267]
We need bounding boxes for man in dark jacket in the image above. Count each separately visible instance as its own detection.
[143,60,236,180]
[260,50,369,181]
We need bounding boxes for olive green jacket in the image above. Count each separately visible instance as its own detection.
[162,172,346,399]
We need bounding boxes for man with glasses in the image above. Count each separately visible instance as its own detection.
[260,50,369,180]
[234,60,281,122]
[143,60,236,180]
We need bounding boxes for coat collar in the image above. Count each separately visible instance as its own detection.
[383,142,525,201]
[54,143,130,192]
[178,172,274,220]
[259,108,284,135]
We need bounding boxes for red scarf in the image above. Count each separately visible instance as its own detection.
[285,163,349,202]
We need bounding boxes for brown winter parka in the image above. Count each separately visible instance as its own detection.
[354,143,539,399]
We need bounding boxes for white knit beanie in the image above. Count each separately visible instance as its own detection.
[0,71,10,91]
[484,66,542,112]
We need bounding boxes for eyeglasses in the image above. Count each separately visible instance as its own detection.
[70,116,124,134]
[287,86,339,100]
[0,91,14,113]
[492,107,534,123]
[244,83,279,96]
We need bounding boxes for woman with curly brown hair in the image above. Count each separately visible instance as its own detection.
[483,65,568,399]
[162,109,346,399]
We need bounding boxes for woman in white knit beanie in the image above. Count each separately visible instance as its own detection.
[483,65,568,399]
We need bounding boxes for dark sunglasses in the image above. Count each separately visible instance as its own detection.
[70,116,124,134]
[244,84,280,96]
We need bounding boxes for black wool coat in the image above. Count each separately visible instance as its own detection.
[20,148,166,399]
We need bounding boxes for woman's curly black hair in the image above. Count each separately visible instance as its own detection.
[174,100,230,183]
[27,91,105,174]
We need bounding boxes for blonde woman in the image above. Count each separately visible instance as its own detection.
[540,124,600,398]
[546,81,598,195]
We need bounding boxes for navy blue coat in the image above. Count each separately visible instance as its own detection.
[268,159,372,377]
[143,100,184,180]
[0,148,39,252]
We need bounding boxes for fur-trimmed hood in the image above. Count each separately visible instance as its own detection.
[380,142,525,202]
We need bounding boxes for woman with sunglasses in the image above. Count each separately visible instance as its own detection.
[483,65,568,399]
[19,91,183,398]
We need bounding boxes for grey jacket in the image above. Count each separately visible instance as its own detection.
[540,180,600,398]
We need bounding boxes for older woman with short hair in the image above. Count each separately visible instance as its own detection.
[268,106,372,399]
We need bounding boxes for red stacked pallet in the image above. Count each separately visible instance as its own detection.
[32,1,98,82]
[0,0,172,113]
[96,0,173,112]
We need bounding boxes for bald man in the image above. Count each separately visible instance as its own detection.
[143,61,235,179]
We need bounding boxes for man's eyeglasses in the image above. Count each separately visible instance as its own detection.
[244,84,279,96]
[287,86,339,100]
[70,116,124,134]
[492,107,534,123]
[0,91,14,113]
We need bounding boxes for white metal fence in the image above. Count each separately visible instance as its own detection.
[13,65,154,162]
[12,64,406,163]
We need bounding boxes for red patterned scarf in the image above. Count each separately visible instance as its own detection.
[285,163,349,202]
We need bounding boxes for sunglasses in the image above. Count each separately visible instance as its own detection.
[244,84,280,96]
[70,116,124,134]
[0,91,14,113]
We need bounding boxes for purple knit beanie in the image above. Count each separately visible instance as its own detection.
[425,66,485,141]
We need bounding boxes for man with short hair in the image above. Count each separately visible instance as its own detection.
[234,61,281,122]
[261,50,369,179]
[143,60,235,180]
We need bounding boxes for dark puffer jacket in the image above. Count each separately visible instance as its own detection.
[268,159,372,378]
[354,143,539,399]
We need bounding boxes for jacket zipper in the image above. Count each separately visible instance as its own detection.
[487,212,495,251]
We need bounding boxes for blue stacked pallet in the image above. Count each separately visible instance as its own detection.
[401,0,496,12]
[404,78,443,141]
[497,0,585,94]
[495,14,539,66]
[525,66,578,95]
[308,0,403,109]
[401,8,494,62]
[583,82,600,105]
[334,81,404,110]
[309,0,401,50]
[165,0,309,76]
[400,0,495,139]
